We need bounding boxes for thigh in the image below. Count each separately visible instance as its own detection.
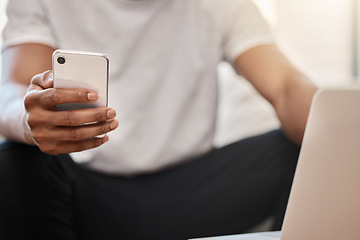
[71,130,300,240]
[147,129,300,239]
[0,141,77,240]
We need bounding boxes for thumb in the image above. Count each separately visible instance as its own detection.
[28,70,53,91]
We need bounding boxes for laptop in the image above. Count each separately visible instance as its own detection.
[191,88,360,240]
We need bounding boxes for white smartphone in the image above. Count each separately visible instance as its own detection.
[52,49,109,111]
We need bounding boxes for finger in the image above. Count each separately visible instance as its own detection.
[28,70,53,92]
[25,71,56,110]
[39,88,98,109]
[33,119,119,142]
[62,119,118,140]
[50,108,117,126]
[60,135,110,154]
[27,107,116,129]
[40,135,109,155]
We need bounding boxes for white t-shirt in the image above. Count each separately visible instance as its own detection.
[3,0,274,175]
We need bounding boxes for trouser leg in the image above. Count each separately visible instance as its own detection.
[0,141,41,240]
[0,141,77,240]
[69,130,300,240]
[0,129,300,240]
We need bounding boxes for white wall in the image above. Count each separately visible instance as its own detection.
[275,0,355,86]
[254,0,355,86]
[0,0,7,66]
[215,0,356,146]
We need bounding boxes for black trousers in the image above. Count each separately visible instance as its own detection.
[0,130,299,240]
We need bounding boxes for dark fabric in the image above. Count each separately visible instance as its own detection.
[0,130,300,240]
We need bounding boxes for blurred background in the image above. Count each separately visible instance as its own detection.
[1,0,7,141]
[0,0,358,144]
[215,0,357,146]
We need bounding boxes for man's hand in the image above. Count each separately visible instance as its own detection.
[24,70,119,155]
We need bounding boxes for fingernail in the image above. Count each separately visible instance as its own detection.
[107,109,116,119]
[87,92,97,101]
[49,73,53,80]
[110,120,118,130]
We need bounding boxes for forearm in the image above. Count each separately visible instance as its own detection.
[0,81,35,145]
[275,72,318,145]
[0,43,55,145]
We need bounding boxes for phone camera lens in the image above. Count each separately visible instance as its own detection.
[57,57,66,64]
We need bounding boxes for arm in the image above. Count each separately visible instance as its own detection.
[0,43,54,144]
[234,45,318,144]
[0,43,118,154]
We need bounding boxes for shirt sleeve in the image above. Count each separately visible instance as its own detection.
[2,0,57,50]
[220,0,275,64]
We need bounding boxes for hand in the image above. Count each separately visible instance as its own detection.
[24,70,119,155]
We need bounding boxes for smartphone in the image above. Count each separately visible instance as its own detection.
[52,49,109,111]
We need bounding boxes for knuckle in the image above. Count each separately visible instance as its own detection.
[62,112,76,125]
[97,124,107,134]
[30,74,41,85]
[24,94,32,110]
[27,115,41,128]
[29,72,51,90]
[45,89,61,105]
[24,92,37,110]
[31,130,47,143]
[76,91,87,100]
[27,111,48,128]
[69,128,82,140]
[93,110,102,122]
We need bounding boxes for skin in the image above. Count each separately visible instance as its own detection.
[234,45,317,144]
[1,43,119,155]
[0,43,317,155]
